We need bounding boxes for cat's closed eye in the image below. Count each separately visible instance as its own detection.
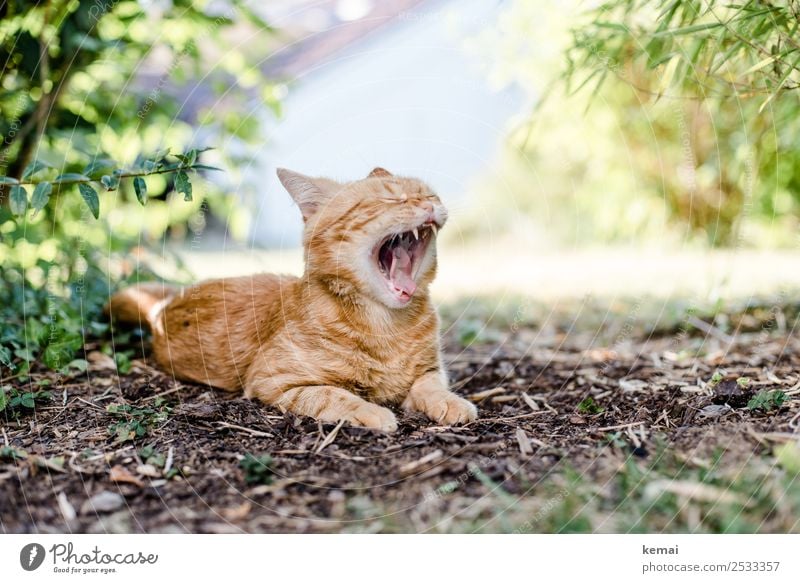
[379,193,408,203]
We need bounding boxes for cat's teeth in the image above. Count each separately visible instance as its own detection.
[412,227,419,240]
[431,224,438,236]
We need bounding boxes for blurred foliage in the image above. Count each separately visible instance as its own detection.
[470,0,800,247]
[0,0,280,374]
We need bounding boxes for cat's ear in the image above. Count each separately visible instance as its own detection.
[368,167,393,179]
[276,168,330,222]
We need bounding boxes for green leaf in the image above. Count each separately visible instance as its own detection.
[67,359,88,372]
[747,389,787,411]
[577,396,604,415]
[0,175,19,185]
[31,181,52,215]
[190,164,223,172]
[22,159,50,180]
[648,51,679,69]
[759,52,800,113]
[176,149,198,165]
[78,183,100,219]
[82,157,117,178]
[100,174,120,191]
[0,445,27,459]
[0,388,7,412]
[741,55,778,77]
[657,54,681,94]
[53,173,90,184]
[133,176,147,205]
[0,346,12,368]
[152,148,170,162]
[175,171,192,201]
[14,347,35,362]
[9,185,28,216]
[594,22,629,32]
[651,22,723,37]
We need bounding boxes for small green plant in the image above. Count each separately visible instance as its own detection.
[0,445,28,460]
[577,396,604,415]
[106,398,171,443]
[708,371,723,386]
[736,377,750,388]
[139,445,166,467]
[113,351,134,375]
[457,319,485,347]
[239,453,274,485]
[747,390,787,412]
[0,385,52,420]
[139,445,179,478]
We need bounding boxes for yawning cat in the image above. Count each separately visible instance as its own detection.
[107,167,477,431]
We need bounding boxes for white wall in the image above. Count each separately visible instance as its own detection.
[246,0,526,247]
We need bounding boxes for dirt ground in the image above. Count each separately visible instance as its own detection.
[2,302,799,533]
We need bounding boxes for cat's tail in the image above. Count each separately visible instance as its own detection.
[106,282,179,332]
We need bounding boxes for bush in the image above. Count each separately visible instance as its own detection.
[469,0,800,246]
[0,0,280,374]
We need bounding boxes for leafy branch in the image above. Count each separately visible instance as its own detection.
[564,0,800,106]
[0,148,220,219]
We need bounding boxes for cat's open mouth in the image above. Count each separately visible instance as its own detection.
[375,222,438,303]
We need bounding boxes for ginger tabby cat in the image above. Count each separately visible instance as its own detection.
[107,167,477,431]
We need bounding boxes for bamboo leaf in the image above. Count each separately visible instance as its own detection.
[759,52,800,113]
[658,55,682,94]
[0,176,19,185]
[651,22,723,37]
[741,55,778,77]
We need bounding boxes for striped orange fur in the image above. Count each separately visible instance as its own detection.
[107,167,477,431]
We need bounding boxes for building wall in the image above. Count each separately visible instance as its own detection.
[246,0,526,247]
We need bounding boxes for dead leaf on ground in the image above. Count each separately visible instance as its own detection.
[110,465,144,487]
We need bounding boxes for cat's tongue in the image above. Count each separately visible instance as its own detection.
[389,246,416,297]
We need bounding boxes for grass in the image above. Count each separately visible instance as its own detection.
[547,447,800,534]
[343,440,800,534]
[438,291,800,346]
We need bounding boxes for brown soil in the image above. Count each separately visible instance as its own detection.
[1,322,798,533]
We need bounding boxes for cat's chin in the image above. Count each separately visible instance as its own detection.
[372,221,438,308]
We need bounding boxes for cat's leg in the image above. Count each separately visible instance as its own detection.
[402,370,477,425]
[273,385,398,432]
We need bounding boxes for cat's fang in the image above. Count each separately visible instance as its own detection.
[412,227,419,240]
[430,224,437,236]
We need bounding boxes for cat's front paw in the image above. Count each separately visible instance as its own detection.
[405,392,477,426]
[348,402,398,432]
